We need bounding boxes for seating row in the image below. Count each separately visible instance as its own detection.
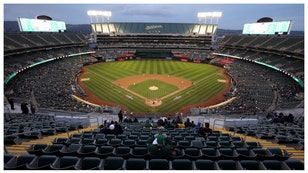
[26,143,291,161]
[4,154,303,170]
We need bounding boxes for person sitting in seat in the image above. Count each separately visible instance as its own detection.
[198,123,212,138]
[147,134,176,158]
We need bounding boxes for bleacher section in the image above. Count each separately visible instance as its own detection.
[4,116,304,170]
[4,33,86,55]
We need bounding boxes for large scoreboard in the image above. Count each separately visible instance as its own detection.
[18,17,66,32]
[242,20,292,35]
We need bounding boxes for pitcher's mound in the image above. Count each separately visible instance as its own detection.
[149,86,159,91]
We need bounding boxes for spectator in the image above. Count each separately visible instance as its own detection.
[147,135,176,157]
[118,110,123,123]
[114,121,123,135]
[184,118,193,127]
[157,118,164,127]
[198,123,212,138]
[8,97,15,110]
[21,103,29,114]
[133,117,139,122]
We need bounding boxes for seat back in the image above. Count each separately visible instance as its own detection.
[36,155,57,168]
[262,160,286,170]
[58,156,79,169]
[148,159,169,170]
[285,159,304,170]
[125,158,147,170]
[172,159,192,170]
[104,156,124,170]
[240,160,262,170]
[194,159,216,170]
[217,160,238,170]
[201,148,218,157]
[79,157,101,170]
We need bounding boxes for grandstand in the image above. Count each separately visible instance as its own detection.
[3,12,304,170]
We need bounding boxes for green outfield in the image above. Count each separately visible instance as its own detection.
[80,60,228,113]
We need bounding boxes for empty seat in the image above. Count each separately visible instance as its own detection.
[185,136,195,141]
[26,143,48,156]
[94,138,108,146]
[26,155,57,170]
[201,148,220,160]
[125,158,147,170]
[171,159,193,170]
[74,157,103,170]
[136,139,148,147]
[207,136,218,141]
[94,133,105,139]
[115,133,126,139]
[80,138,95,145]
[285,159,304,170]
[103,156,125,170]
[122,139,136,147]
[262,160,290,170]
[230,136,242,141]
[245,141,262,149]
[95,146,114,159]
[239,160,265,170]
[148,159,170,170]
[219,141,235,148]
[252,148,274,160]
[184,148,202,160]
[42,144,64,156]
[128,134,139,140]
[130,147,149,159]
[218,136,230,141]
[177,140,192,148]
[77,144,97,157]
[191,140,205,148]
[232,141,247,148]
[205,141,219,148]
[60,143,82,156]
[267,147,291,160]
[4,154,15,164]
[194,159,217,170]
[236,148,257,160]
[68,137,82,144]
[217,160,242,170]
[173,135,184,141]
[113,146,131,159]
[218,148,239,159]
[4,154,36,170]
[52,138,69,145]
[50,156,79,170]
[105,134,116,140]
[108,138,122,147]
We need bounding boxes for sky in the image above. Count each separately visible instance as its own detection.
[2,1,305,31]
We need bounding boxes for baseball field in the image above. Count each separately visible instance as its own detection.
[77,59,230,114]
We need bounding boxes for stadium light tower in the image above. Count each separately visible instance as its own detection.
[198,12,222,24]
[87,10,112,23]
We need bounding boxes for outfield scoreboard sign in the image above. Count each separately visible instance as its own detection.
[18,17,66,32]
[242,20,292,35]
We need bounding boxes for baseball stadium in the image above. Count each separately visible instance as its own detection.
[3,7,304,170]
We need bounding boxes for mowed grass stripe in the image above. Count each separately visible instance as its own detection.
[81,60,228,113]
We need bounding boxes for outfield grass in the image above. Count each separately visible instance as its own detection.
[81,60,227,113]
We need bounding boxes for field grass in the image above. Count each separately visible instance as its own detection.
[81,60,227,113]
[128,79,179,99]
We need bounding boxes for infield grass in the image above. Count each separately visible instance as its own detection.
[81,60,227,113]
[128,79,179,98]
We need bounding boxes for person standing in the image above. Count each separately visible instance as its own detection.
[118,110,123,123]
